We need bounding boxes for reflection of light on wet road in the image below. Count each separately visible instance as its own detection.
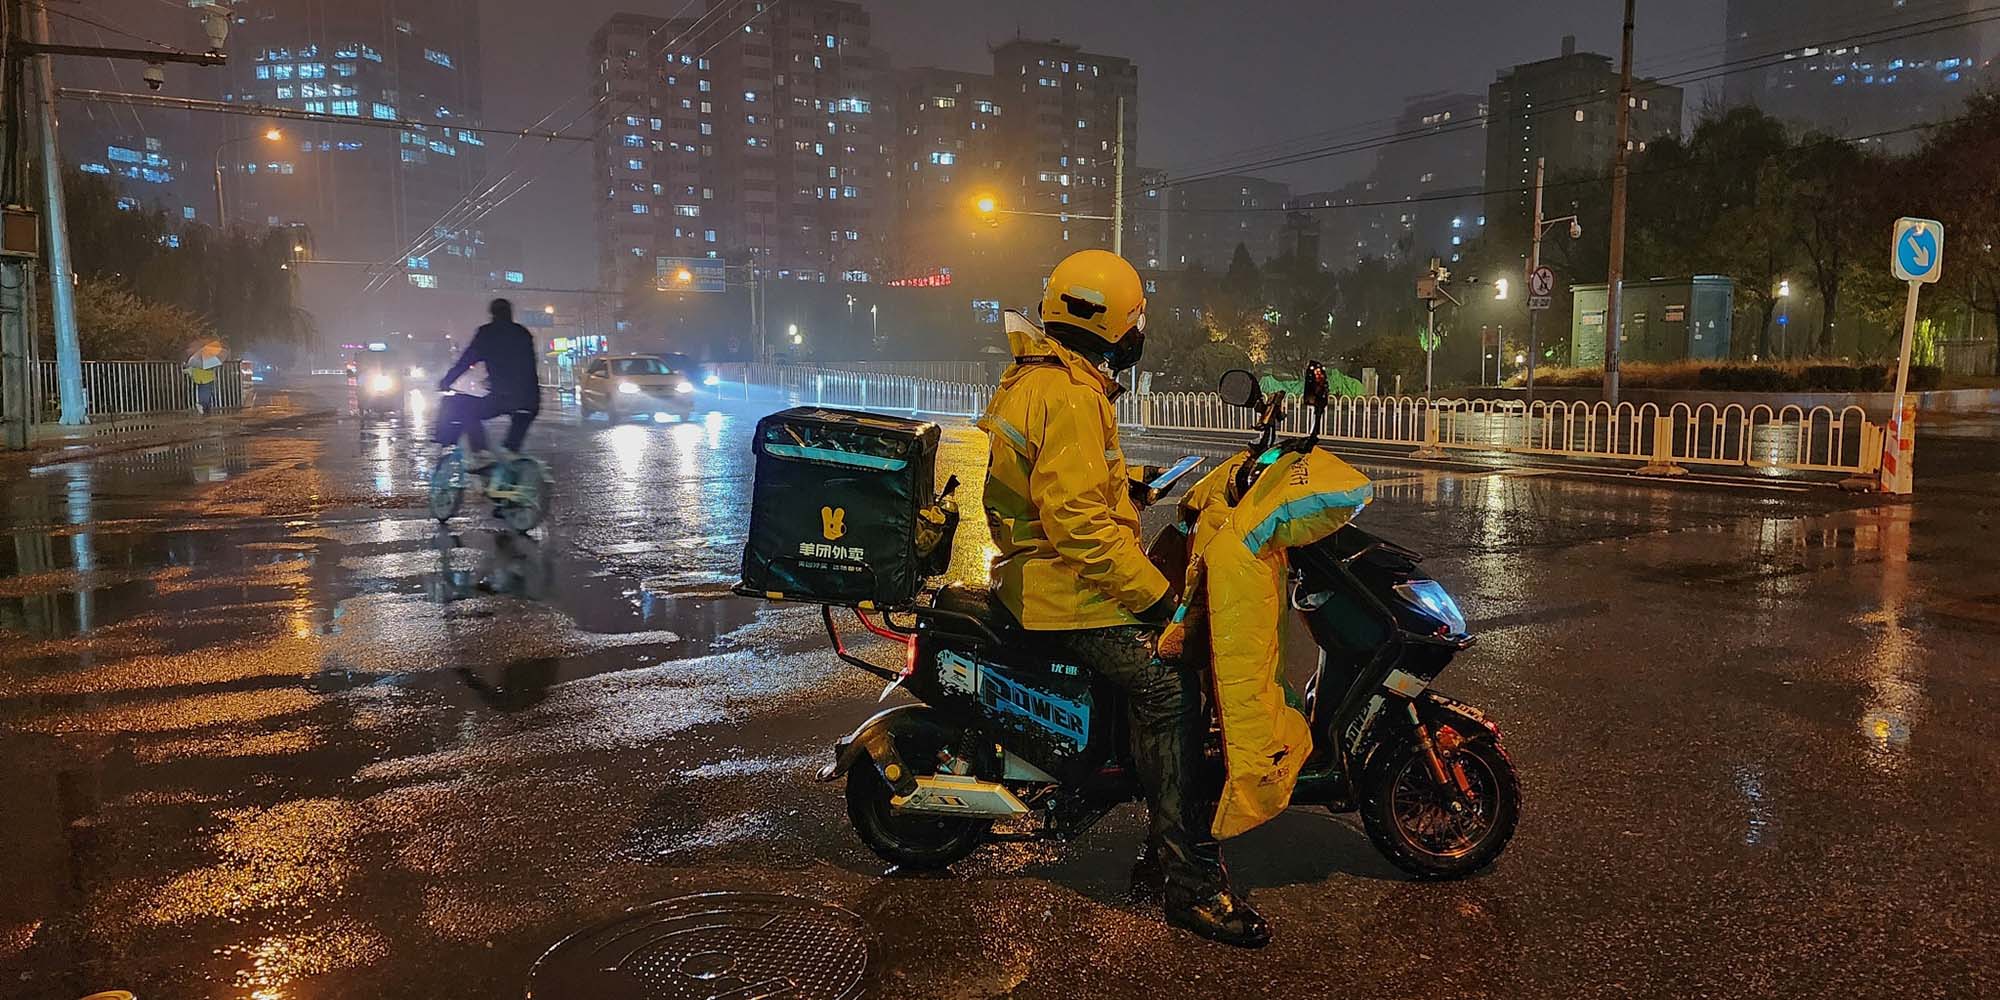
[670,421,703,476]
[703,409,724,448]
[65,465,94,632]
[608,424,648,480]
[1733,764,1771,846]
[1854,509,1921,775]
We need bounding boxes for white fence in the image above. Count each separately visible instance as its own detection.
[758,365,1881,479]
[32,360,245,422]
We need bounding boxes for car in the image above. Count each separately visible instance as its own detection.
[579,354,698,422]
[658,352,727,391]
[356,360,408,414]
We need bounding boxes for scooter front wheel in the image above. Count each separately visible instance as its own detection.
[845,756,990,870]
[1359,736,1519,880]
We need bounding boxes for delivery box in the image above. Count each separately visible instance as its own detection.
[739,406,953,608]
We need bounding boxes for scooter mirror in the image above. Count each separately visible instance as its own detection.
[1302,360,1330,409]
[1218,368,1260,408]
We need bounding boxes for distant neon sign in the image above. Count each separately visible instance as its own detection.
[885,270,952,288]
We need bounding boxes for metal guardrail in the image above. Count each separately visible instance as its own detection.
[31,360,244,422]
[754,365,1881,479]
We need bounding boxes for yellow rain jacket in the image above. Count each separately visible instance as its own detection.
[977,317,1171,630]
[1174,447,1374,839]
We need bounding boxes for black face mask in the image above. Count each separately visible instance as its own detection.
[1106,329,1144,372]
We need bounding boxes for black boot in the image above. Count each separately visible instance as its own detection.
[1165,885,1271,948]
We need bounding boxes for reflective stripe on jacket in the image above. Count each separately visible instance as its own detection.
[1177,447,1373,838]
[977,325,1170,631]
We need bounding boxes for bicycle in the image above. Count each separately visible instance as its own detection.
[428,428,552,532]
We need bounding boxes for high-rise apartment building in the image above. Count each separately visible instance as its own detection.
[223,0,491,292]
[1373,92,1487,197]
[1723,0,1983,143]
[1484,36,1682,224]
[1159,174,1290,270]
[989,38,1137,270]
[889,67,1003,280]
[589,1,891,294]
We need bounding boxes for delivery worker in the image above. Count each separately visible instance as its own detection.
[977,249,1270,948]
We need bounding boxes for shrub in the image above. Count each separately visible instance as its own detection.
[1802,365,1858,392]
[1505,359,1931,394]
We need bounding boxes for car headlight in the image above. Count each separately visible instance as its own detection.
[1393,580,1468,637]
[617,381,640,395]
[675,380,694,394]
[702,373,721,386]
[367,374,396,393]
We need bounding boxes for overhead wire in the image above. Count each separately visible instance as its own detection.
[370,0,757,289]
[1147,4,2000,194]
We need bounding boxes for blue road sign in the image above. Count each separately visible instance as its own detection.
[1892,217,1943,283]
[657,256,729,294]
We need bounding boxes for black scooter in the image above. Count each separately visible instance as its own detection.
[818,364,1519,880]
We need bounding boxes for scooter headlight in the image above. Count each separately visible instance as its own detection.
[1393,580,1467,637]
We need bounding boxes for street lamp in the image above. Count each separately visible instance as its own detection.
[544,304,556,315]
[788,322,802,347]
[1493,277,1510,301]
[212,126,283,230]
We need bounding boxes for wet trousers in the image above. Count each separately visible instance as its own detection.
[1030,624,1224,894]
[434,394,535,453]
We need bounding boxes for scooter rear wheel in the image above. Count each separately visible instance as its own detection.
[845,746,991,870]
[1359,736,1519,880]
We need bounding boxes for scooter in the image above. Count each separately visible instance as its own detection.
[816,363,1519,880]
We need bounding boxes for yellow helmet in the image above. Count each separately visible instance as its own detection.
[1040,249,1147,371]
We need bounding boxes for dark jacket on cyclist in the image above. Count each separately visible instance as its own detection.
[441,312,540,412]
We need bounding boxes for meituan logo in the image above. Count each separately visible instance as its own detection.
[820,506,846,540]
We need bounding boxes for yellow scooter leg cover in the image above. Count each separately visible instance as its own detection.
[1182,449,1374,839]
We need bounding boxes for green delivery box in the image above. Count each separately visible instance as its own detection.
[739,406,945,607]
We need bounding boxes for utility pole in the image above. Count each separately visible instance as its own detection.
[8,2,230,427]
[1602,0,1636,407]
[1112,96,1125,257]
[1528,157,1545,407]
[28,0,85,425]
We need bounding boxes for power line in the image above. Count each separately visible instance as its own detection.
[41,4,176,51]
[57,89,595,142]
[374,0,768,289]
[1150,4,2000,194]
[1112,112,1975,220]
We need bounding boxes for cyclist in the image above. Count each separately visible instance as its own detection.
[435,298,540,472]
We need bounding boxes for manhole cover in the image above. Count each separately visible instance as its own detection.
[526,892,871,1000]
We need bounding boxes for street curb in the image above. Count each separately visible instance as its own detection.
[0,406,338,478]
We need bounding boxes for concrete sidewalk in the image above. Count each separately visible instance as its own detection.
[2,389,335,476]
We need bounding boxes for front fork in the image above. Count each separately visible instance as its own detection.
[1403,698,1487,801]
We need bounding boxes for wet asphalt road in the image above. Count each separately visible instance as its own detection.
[1,383,1997,999]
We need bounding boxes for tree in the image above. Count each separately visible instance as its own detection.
[1916,90,2000,373]
[1260,246,1337,376]
[39,278,214,360]
[1201,243,1267,358]
[60,170,312,358]
[1786,137,1884,355]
